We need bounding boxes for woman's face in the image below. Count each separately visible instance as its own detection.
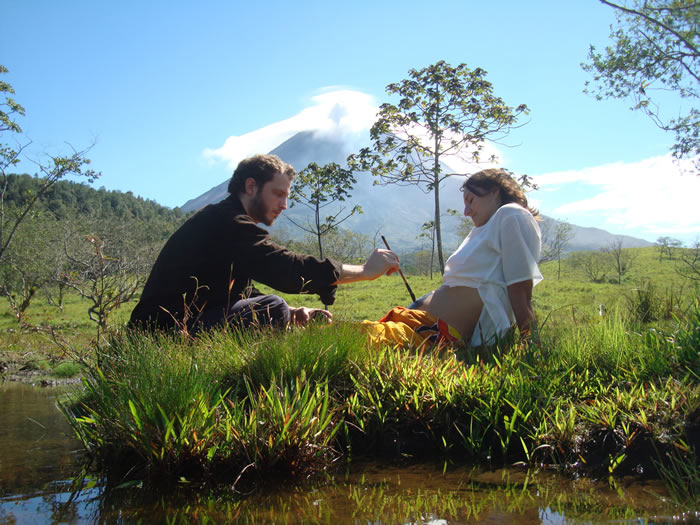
[463,187,502,227]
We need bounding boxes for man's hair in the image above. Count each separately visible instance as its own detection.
[462,168,540,218]
[228,154,296,195]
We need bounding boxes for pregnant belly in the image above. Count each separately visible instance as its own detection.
[418,284,483,339]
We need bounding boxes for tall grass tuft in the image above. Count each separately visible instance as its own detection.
[654,446,700,508]
[242,321,366,391]
[61,331,233,476]
[343,346,465,456]
[61,302,700,489]
[220,375,341,482]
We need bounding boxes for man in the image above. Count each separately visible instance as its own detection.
[129,154,399,333]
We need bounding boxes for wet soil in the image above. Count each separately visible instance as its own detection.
[0,356,83,387]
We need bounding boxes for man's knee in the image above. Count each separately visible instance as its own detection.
[229,294,291,328]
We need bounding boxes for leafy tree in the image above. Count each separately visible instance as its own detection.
[316,228,370,263]
[656,235,683,260]
[350,61,528,273]
[405,249,434,276]
[0,65,23,135]
[541,219,574,279]
[583,0,700,170]
[0,209,60,325]
[417,208,469,279]
[284,228,371,265]
[287,162,362,259]
[417,220,437,279]
[0,65,99,266]
[455,215,474,241]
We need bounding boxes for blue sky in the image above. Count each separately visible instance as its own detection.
[3,1,699,244]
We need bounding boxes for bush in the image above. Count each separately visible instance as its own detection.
[625,280,661,324]
[52,361,84,378]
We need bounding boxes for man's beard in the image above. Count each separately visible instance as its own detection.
[248,194,274,226]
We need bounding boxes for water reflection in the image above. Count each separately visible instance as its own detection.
[0,381,690,524]
[0,381,85,495]
[0,381,91,523]
[85,464,683,524]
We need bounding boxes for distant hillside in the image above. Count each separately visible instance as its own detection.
[181,131,358,214]
[5,173,186,223]
[540,216,653,252]
[182,131,654,253]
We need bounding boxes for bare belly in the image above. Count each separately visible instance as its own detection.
[414,284,483,339]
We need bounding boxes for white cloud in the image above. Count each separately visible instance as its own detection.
[203,87,504,175]
[202,89,700,242]
[533,155,700,238]
[203,89,378,170]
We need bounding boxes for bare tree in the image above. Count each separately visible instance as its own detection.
[568,251,609,283]
[677,240,700,281]
[60,221,154,341]
[541,219,574,280]
[604,237,637,284]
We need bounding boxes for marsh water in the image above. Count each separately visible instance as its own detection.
[0,381,692,524]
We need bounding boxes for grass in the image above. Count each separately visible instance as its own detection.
[58,304,700,499]
[2,247,700,509]
[51,361,85,378]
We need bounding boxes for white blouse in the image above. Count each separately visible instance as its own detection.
[442,203,542,345]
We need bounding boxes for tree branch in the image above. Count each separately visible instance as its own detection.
[601,0,700,57]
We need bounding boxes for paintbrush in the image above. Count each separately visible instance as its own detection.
[381,234,417,303]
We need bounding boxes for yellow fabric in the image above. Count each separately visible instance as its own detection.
[361,307,462,349]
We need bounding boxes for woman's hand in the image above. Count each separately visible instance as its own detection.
[290,306,332,327]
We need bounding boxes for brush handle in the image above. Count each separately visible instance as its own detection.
[381,235,417,303]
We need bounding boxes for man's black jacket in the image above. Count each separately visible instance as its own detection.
[129,194,341,331]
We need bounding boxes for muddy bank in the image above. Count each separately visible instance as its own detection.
[0,358,83,387]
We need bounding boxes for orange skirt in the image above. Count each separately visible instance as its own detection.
[361,306,462,349]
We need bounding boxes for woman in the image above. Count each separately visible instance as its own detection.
[363,168,542,348]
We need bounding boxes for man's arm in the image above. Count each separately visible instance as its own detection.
[507,279,536,339]
[335,249,400,284]
[288,249,399,326]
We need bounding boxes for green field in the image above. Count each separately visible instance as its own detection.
[1,246,697,376]
[2,247,699,509]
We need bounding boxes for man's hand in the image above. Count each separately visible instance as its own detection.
[364,248,400,279]
[290,307,332,327]
[337,249,400,284]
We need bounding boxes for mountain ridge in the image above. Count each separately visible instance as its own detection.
[182,131,653,253]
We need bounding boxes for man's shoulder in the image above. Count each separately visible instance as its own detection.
[193,196,255,224]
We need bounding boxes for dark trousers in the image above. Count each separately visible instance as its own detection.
[197,294,291,332]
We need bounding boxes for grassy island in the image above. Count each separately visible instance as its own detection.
[1,247,698,508]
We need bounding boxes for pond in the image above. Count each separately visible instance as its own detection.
[0,380,693,524]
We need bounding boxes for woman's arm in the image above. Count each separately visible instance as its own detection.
[507,279,536,340]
